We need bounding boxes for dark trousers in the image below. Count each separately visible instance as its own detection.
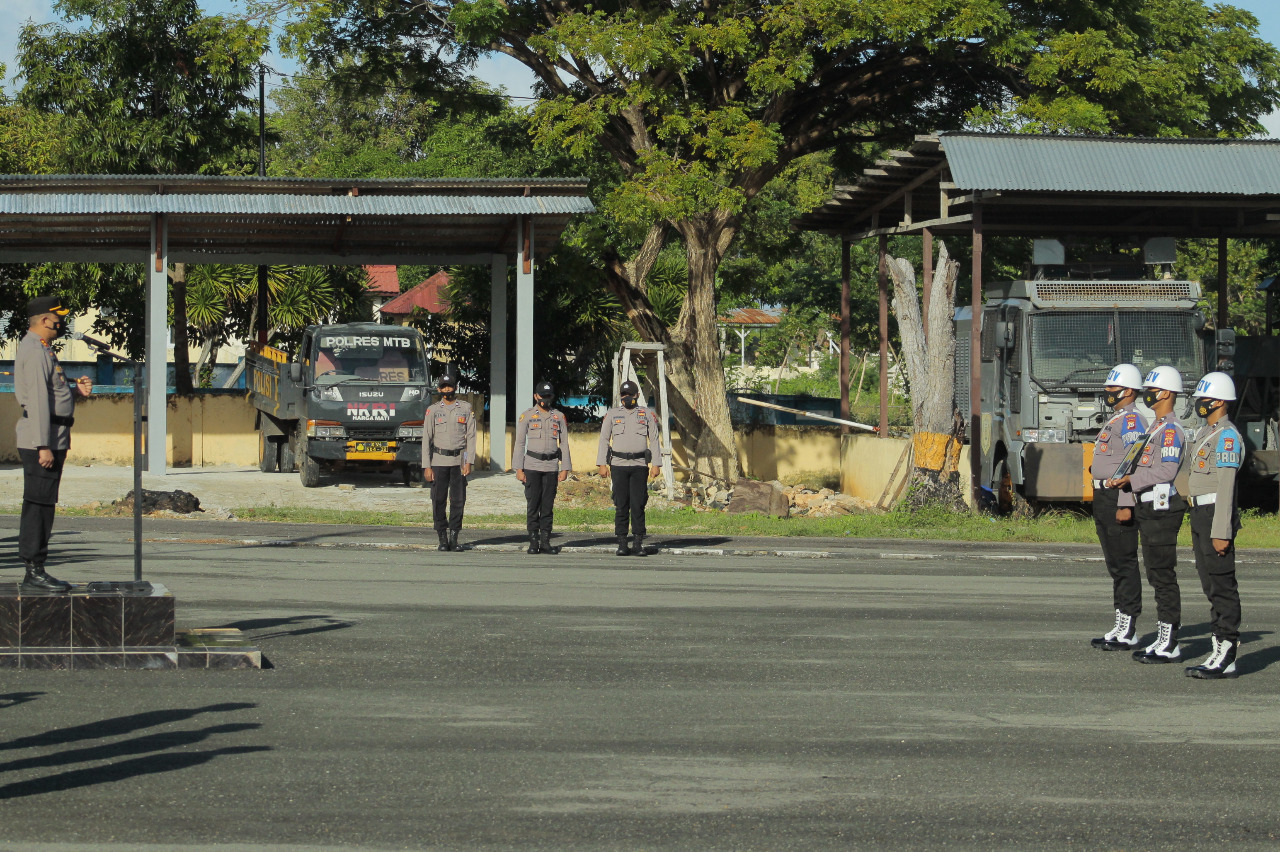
[1092,487,1142,616]
[1135,495,1187,626]
[611,465,649,536]
[1190,504,1241,643]
[524,469,559,535]
[430,465,467,532]
[19,448,66,566]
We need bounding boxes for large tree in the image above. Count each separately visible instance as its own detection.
[18,0,268,392]
[276,0,1278,481]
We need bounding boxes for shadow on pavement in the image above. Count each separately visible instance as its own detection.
[0,703,255,752]
[213,615,353,640]
[0,722,261,775]
[0,693,45,711]
[0,745,271,800]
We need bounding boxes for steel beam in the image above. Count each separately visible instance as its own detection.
[516,217,534,420]
[489,254,508,470]
[146,214,168,474]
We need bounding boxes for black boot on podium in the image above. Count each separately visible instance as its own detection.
[21,562,71,593]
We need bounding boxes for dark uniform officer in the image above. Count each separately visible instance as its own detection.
[1110,365,1186,664]
[424,371,476,552]
[1090,363,1148,651]
[596,380,661,556]
[15,296,92,592]
[1183,372,1245,679]
[512,381,573,555]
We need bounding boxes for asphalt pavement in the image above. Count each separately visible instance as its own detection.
[2,517,1280,850]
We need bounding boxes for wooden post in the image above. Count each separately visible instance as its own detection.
[878,234,889,438]
[922,227,933,340]
[970,206,984,504]
[840,239,852,433]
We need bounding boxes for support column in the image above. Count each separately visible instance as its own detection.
[516,217,534,419]
[489,254,508,470]
[877,235,889,438]
[970,207,984,503]
[840,239,852,433]
[146,214,168,475]
[1217,235,1229,331]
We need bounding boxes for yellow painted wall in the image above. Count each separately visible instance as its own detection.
[839,434,973,508]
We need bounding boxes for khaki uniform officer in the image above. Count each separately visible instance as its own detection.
[15,296,92,592]
[424,371,476,552]
[1183,372,1245,679]
[513,381,573,555]
[596,380,661,556]
[1109,365,1187,664]
[1089,363,1148,651]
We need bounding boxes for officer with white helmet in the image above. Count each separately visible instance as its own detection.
[1089,364,1148,651]
[1182,371,1245,679]
[1107,365,1188,663]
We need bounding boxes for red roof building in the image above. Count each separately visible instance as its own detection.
[364,265,401,296]
[380,270,452,318]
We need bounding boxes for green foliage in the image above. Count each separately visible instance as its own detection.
[19,0,268,175]
[1176,238,1270,335]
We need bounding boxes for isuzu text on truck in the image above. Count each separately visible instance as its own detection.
[247,323,432,486]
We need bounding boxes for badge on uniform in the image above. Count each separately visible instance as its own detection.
[457,416,466,424]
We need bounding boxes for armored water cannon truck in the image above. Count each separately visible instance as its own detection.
[247,323,432,487]
[955,276,1206,511]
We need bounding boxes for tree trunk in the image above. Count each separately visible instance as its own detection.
[171,262,193,395]
[887,241,965,511]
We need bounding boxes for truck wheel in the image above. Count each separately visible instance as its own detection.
[258,432,278,473]
[994,458,1034,518]
[279,434,297,473]
[299,449,322,488]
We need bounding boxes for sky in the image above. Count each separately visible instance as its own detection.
[0,0,1277,131]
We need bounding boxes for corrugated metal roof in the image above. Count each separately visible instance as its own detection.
[0,174,590,193]
[942,133,1280,195]
[718,308,781,326]
[0,193,595,216]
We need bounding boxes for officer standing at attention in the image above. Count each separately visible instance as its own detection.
[1108,365,1187,664]
[16,296,93,592]
[424,371,475,552]
[512,381,573,555]
[596,380,661,556]
[1089,363,1148,651]
[1183,372,1245,679]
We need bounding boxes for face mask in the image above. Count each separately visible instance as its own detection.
[622,396,637,409]
[49,318,66,337]
[537,397,551,410]
[1195,400,1218,418]
[1103,390,1125,408]
[1142,390,1161,408]
[441,390,456,400]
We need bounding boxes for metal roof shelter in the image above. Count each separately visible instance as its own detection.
[0,174,596,473]
[796,132,1280,496]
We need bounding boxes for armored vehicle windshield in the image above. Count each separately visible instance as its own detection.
[1030,310,1200,389]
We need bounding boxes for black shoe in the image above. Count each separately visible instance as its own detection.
[21,563,71,593]
[447,530,460,552]
[615,535,631,556]
[632,535,647,557]
[1186,637,1238,679]
[527,533,541,555]
[1133,621,1180,664]
[437,531,449,552]
[540,532,555,555]
[1093,610,1139,651]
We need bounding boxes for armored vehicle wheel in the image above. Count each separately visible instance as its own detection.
[258,432,278,473]
[299,448,322,487]
[279,434,297,473]
[994,458,1034,518]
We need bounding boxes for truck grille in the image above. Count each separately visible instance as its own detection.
[346,428,395,441]
[1032,280,1196,304]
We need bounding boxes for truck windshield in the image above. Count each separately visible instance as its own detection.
[1029,310,1200,389]
[311,331,429,384]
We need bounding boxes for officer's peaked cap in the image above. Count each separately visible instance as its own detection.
[536,381,555,397]
[27,296,69,318]
[437,372,458,388]
[620,380,639,396]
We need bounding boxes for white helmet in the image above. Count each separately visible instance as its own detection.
[1193,371,1236,401]
[1143,365,1183,394]
[1104,364,1144,390]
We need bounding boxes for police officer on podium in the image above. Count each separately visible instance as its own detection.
[1089,363,1148,651]
[16,296,93,592]
[1183,371,1245,679]
[424,370,475,552]
[1109,365,1187,664]
[596,380,661,556]
[513,381,573,555]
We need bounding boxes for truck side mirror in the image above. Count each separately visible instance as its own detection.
[289,363,302,383]
[997,321,1015,350]
[1216,327,1236,374]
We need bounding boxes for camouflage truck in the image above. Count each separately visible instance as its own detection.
[955,278,1206,512]
[247,323,432,487]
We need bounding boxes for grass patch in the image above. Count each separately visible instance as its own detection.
[54,502,1280,549]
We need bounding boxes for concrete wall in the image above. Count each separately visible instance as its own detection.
[839,433,973,507]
